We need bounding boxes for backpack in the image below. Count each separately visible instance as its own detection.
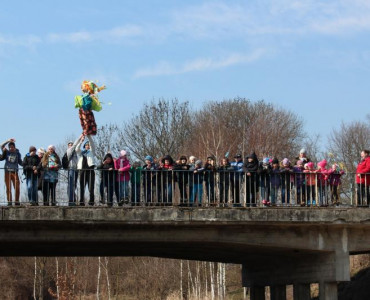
[62,152,69,169]
[62,150,75,169]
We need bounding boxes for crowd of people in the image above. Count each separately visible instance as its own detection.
[1,136,370,208]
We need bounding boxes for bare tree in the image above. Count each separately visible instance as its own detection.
[190,98,305,161]
[328,121,370,173]
[119,98,193,160]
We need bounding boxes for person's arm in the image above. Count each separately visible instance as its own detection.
[67,135,83,159]
[17,151,23,166]
[0,139,11,151]
[87,135,96,157]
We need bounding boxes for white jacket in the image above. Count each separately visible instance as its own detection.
[76,135,97,169]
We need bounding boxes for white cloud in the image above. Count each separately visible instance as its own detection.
[47,25,143,43]
[133,49,267,78]
[0,34,41,48]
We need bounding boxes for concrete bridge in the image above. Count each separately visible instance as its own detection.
[1,206,370,300]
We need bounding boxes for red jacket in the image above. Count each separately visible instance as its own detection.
[356,156,370,185]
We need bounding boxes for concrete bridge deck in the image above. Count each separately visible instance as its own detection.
[1,206,370,299]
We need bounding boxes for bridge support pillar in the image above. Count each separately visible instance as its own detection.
[319,281,337,300]
[270,285,286,300]
[250,286,265,300]
[293,283,311,300]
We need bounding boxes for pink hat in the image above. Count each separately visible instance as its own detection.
[120,150,127,157]
[306,162,314,169]
[282,158,290,166]
[317,159,327,168]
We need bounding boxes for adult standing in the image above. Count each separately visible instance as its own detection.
[64,135,83,206]
[76,135,97,206]
[0,138,22,206]
[356,149,370,206]
[23,146,41,205]
[41,145,61,206]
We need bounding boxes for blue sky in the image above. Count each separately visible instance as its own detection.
[1,0,369,155]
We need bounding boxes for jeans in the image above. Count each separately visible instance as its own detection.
[26,176,38,204]
[116,181,129,201]
[67,169,78,205]
[190,183,203,205]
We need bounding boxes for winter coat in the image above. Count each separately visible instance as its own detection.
[328,169,345,186]
[204,163,217,184]
[114,157,131,182]
[142,163,158,186]
[0,148,22,172]
[218,163,232,185]
[98,154,116,185]
[292,166,305,186]
[356,156,370,185]
[76,136,97,169]
[270,168,281,188]
[174,162,191,184]
[22,153,41,178]
[41,152,61,183]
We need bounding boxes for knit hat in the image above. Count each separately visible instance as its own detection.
[234,154,242,159]
[306,162,314,169]
[195,160,202,166]
[317,159,327,169]
[272,158,279,165]
[282,158,290,166]
[145,155,153,163]
[48,145,56,151]
[300,148,306,154]
[189,155,196,161]
[262,157,270,164]
[297,160,303,166]
[179,155,187,161]
[120,150,127,157]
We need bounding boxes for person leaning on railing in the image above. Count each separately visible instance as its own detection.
[0,138,23,206]
[41,145,61,206]
[356,149,370,206]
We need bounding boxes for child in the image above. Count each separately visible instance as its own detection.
[98,153,115,207]
[293,160,305,206]
[304,162,316,206]
[190,160,204,207]
[230,154,244,207]
[115,150,131,206]
[157,155,174,205]
[270,158,281,206]
[218,157,231,207]
[130,161,142,206]
[258,157,271,206]
[174,155,191,206]
[142,156,157,205]
[328,163,345,205]
[244,152,259,207]
[204,156,217,205]
[280,158,293,206]
[317,159,329,206]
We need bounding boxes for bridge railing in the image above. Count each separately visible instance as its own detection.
[0,168,369,207]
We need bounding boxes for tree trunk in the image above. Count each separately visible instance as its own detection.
[97,257,101,300]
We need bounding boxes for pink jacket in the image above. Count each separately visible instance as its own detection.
[114,157,131,182]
